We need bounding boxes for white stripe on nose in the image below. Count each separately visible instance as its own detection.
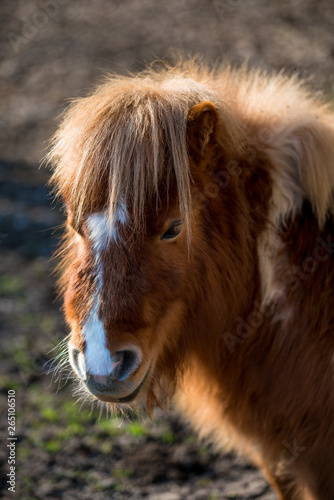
[80,205,127,376]
[82,301,115,375]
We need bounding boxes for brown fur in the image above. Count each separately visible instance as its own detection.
[48,59,334,499]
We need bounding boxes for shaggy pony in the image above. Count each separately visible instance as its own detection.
[49,59,334,500]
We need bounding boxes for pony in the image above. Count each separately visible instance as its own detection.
[48,59,334,500]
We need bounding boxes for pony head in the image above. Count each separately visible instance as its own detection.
[49,63,304,409]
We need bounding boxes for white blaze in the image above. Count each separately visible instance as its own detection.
[82,205,127,375]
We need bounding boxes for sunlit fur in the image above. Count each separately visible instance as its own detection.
[48,59,334,500]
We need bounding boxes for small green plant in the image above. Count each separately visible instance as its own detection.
[44,439,62,453]
[41,407,58,423]
[161,429,175,445]
[95,417,122,437]
[126,421,148,438]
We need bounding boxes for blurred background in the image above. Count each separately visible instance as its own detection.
[0,1,333,499]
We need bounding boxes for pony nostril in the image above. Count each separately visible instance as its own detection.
[69,343,141,385]
[115,349,140,381]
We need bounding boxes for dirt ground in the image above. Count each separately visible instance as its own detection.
[1,1,334,499]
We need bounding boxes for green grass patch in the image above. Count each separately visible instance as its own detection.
[8,338,38,372]
[0,375,19,391]
[29,384,54,406]
[100,441,113,454]
[41,407,59,423]
[95,417,122,437]
[61,421,86,438]
[12,346,36,372]
[161,429,175,445]
[17,445,31,461]
[62,399,95,423]
[43,439,62,453]
[0,274,25,296]
[112,468,133,479]
[126,421,148,438]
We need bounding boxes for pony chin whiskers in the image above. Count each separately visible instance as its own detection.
[71,377,139,419]
[46,334,74,392]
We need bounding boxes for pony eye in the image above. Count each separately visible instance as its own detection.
[161,222,183,240]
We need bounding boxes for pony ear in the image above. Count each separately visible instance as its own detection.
[187,102,219,156]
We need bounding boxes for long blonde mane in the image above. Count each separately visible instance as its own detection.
[47,61,223,233]
[48,59,334,236]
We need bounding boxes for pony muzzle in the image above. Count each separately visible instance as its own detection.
[68,343,147,402]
